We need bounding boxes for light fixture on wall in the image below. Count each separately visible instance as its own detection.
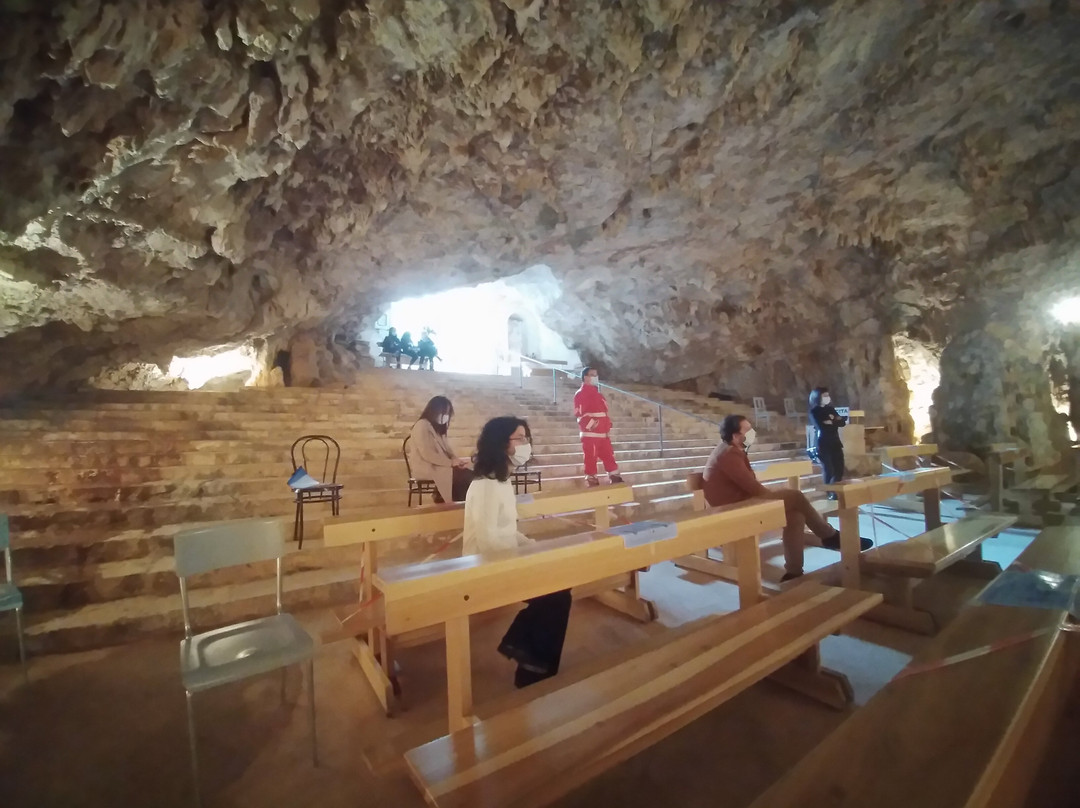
[1050,296,1080,326]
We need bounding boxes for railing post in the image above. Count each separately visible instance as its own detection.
[658,404,664,457]
[552,368,557,404]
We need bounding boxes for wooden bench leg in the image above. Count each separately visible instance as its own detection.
[838,507,862,589]
[353,635,400,716]
[945,557,1003,580]
[591,570,658,622]
[445,615,475,734]
[733,536,763,608]
[866,576,937,635]
[673,549,739,581]
[923,487,942,530]
[767,644,854,710]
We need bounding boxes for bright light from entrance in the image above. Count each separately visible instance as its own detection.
[892,336,941,442]
[1050,296,1080,326]
[382,267,579,376]
[168,347,256,390]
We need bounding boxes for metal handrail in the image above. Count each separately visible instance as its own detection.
[516,356,720,457]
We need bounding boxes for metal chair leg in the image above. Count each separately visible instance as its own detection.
[297,502,305,550]
[185,690,202,808]
[307,659,318,767]
[15,607,27,683]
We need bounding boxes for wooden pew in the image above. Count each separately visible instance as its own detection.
[365,503,785,733]
[878,443,939,469]
[675,460,826,583]
[321,484,649,714]
[750,526,1080,808]
[404,581,883,808]
[825,468,1016,633]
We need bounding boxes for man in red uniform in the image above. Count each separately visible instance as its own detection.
[573,367,624,487]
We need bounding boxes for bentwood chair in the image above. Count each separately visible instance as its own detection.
[289,435,343,548]
[403,436,438,507]
[173,518,317,807]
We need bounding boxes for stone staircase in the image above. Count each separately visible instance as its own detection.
[0,369,815,653]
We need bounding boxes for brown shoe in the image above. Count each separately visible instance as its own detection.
[609,474,624,484]
[585,475,600,488]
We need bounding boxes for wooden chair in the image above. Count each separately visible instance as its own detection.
[402,435,438,507]
[289,435,343,548]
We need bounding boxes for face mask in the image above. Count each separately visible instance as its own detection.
[822,395,831,406]
[437,413,450,425]
[512,444,532,466]
[743,428,757,449]
[588,376,599,386]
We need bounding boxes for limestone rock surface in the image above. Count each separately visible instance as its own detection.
[0,0,1078,451]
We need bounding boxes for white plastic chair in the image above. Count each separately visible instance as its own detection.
[752,396,773,429]
[174,518,317,807]
[0,514,27,681]
[784,398,806,426]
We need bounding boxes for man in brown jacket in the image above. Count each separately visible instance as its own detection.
[702,414,872,581]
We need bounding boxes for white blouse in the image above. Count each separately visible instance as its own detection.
[462,477,532,556]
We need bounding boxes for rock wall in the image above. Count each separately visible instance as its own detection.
[932,322,1071,469]
[0,0,1078,433]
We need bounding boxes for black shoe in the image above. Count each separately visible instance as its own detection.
[780,572,803,583]
[514,665,554,689]
[821,532,873,551]
[609,474,624,484]
[497,641,550,674]
[826,492,838,501]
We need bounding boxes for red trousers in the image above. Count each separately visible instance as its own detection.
[581,435,618,476]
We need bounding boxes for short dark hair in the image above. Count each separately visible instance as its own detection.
[473,416,532,482]
[419,395,454,436]
[808,387,829,410]
[720,414,748,443]
[581,366,596,379]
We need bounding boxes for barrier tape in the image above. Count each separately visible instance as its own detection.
[892,627,1055,682]
[420,532,462,563]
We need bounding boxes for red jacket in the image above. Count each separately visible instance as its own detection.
[574,384,612,437]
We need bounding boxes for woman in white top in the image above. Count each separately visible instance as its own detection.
[464,416,572,688]
[406,396,472,503]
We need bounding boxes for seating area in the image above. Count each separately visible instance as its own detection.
[0,369,809,654]
[2,377,1075,808]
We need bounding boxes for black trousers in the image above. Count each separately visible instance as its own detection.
[818,440,845,485]
[501,590,572,686]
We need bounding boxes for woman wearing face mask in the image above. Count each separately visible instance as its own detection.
[464,416,572,688]
[407,396,472,503]
[809,387,847,496]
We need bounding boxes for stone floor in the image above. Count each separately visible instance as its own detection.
[1,530,1078,808]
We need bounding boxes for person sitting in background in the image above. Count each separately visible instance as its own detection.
[377,327,402,367]
[398,331,418,369]
[407,396,472,503]
[809,387,846,497]
[464,416,571,688]
[702,414,872,582]
[417,329,440,371]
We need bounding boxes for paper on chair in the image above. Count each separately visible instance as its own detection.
[605,520,678,548]
[288,467,323,489]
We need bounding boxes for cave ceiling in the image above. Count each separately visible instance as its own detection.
[1,0,1079,389]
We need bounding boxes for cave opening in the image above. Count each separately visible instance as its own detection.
[375,265,580,376]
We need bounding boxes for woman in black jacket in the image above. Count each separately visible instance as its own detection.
[809,387,847,497]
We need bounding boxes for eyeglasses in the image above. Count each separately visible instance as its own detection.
[509,434,531,444]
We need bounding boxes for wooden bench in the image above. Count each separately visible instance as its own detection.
[320,485,650,714]
[675,460,829,584]
[360,502,786,732]
[750,526,1080,808]
[825,469,1017,633]
[405,582,882,808]
[878,443,939,469]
